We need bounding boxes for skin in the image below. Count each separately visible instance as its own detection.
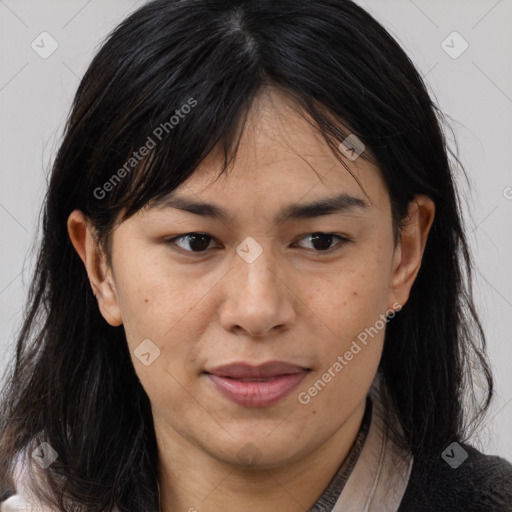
[68,87,435,512]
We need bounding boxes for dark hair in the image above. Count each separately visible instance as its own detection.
[0,0,494,510]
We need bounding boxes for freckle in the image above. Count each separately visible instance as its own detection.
[312,410,316,414]
[353,291,358,297]
[144,298,149,303]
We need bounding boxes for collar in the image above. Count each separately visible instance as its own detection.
[311,376,414,512]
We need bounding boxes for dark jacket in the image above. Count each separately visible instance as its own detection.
[397,443,512,511]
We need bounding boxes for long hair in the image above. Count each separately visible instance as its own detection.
[0,0,494,510]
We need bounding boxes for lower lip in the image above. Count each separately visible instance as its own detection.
[205,372,309,408]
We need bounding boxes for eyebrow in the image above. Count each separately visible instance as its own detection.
[148,192,370,224]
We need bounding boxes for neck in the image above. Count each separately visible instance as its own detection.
[155,399,366,512]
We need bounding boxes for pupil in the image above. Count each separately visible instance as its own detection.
[189,234,210,251]
[311,233,332,251]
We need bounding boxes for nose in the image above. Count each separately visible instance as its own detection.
[218,241,296,338]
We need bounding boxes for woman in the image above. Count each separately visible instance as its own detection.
[1,0,511,510]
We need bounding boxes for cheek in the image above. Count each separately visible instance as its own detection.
[305,251,393,339]
[112,249,216,384]
[113,246,189,338]
[296,249,392,403]
[296,264,390,416]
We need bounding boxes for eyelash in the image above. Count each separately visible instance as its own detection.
[163,232,351,256]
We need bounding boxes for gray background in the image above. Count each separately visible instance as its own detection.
[1,0,511,461]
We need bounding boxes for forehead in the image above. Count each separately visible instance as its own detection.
[162,89,387,213]
[132,87,391,232]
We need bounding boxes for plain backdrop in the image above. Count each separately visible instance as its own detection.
[1,0,511,462]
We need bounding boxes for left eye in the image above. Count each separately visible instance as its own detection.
[165,232,349,254]
[295,232,348,252]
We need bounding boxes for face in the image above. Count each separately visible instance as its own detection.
[68,87,434,471]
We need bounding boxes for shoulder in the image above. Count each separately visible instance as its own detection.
[1,452,121,512]
[397,442,512,511]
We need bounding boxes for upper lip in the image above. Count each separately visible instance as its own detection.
[205,361,310,379]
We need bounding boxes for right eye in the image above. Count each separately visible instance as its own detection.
[163,233,219,254]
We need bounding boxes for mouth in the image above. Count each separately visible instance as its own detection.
[203,361,311,408]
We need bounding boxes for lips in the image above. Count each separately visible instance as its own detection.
[204,361,310,408]
[205,360,309,379]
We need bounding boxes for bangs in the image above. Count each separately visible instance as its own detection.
[110,91,373,215]
[70,2,383,254]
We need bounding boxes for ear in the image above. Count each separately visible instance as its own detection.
[67,210,123,326]
[388,195,435,310]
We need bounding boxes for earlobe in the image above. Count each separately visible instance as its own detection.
[67,210,123,327]
[388,195,435,309]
